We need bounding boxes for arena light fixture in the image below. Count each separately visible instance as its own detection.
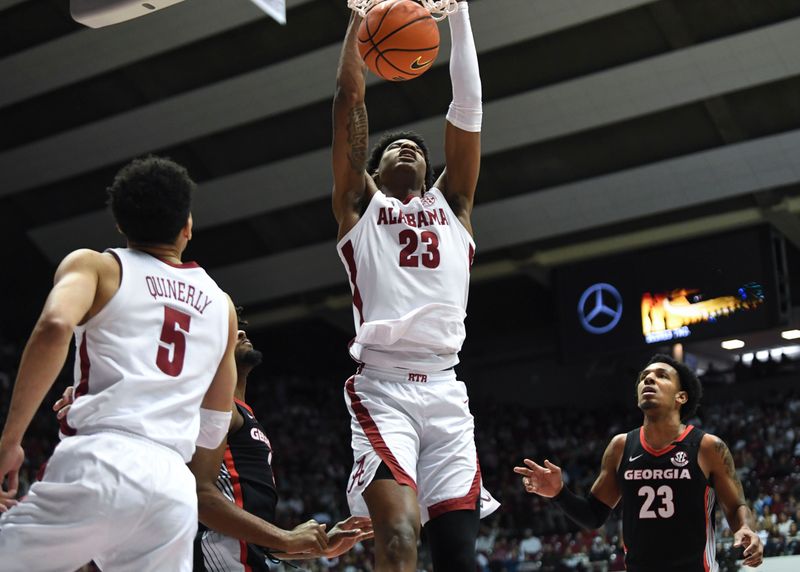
[71,0,286,29]
[721,339,745,350]
[781,329,800,340]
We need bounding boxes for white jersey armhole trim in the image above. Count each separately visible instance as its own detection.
[336,190,387,250]
[74,248,129,334]
[428,187,476,251]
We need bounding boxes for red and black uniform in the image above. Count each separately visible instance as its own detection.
[194,399,277,572]
[617,425,717,572]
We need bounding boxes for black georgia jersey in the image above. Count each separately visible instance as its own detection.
[221,400,278,524]
[617,425,718,572]
[195,399,278,572]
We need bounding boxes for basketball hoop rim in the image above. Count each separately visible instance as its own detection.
[347,0,459,21]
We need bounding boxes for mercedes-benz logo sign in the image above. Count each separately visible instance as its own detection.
[578,283,623,334]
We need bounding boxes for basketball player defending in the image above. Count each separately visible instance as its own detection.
[0,156,240,571]
[332,2,498,571]
[514,354,764,571]
[189,311,373,569]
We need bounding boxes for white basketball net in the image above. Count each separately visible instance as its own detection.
[347,0,459,21]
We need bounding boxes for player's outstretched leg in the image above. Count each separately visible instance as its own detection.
[425,508,480,572]
[363,478,420,572]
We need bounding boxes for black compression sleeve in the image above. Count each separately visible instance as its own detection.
[552,487,612,529]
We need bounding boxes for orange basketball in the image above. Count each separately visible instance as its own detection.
[357,0,440,82]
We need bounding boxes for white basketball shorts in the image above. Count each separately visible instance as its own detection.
[343,365,499,524]
[0,431,197,572]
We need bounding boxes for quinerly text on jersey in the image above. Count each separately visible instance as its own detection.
[59,248,229,461]
[337,188,475,371]
[617,425,718,572]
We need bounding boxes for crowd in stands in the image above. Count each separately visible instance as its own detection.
[0,335,798,571]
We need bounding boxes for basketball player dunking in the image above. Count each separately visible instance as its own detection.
[332,2,498,570]
[514,354,764,571]
[0,156,239,571]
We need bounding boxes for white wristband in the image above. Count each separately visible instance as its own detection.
[196,407,232,449]
[446,1,482,132]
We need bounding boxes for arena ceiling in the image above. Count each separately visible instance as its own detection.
[2,0,800,365]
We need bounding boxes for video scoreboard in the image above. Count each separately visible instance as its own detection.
[554,226,790,359]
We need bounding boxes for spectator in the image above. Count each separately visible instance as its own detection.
[786,522,800,555]
[1,339,799,570]
[518,528,542,560]
[776,511,793,537]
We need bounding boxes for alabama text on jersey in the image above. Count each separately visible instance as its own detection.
[337,188,474,371]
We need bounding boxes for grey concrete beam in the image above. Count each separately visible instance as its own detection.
[28,15,800,262]
[1,0,660,196]
[242,210,764,329]
[213,129,800,306]
[2,0,653,107]
[647,1,747,144]
[0,0,28,10]
[0,0,311,107]
[238,196,800,329]
[473,130,800,252]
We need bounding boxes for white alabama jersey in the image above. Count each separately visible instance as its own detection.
[337,188,475,371]
[62,248,229,461]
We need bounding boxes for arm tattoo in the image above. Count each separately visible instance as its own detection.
[346,104,369,172]
[715,438,745,502]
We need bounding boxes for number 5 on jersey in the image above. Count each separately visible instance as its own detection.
[156,306,192,376]
[399,229,440,268]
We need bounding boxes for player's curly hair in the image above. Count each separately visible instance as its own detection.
[642,354,703,421]
[367,130,435,191]
[235,306,248,330]
[107,155,195,244]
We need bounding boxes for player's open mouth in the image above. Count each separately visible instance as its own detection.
[641,387,656,395]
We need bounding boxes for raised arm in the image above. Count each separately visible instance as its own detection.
[0,250,103,505]
[434,1,482,233]
[701,434,763,568]
[332,12,378,240]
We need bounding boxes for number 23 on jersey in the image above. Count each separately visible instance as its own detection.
[638,485,675,519]
[398,229,440,268]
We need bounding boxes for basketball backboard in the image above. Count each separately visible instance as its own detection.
[71,0,286,29]
[71,0,186,28]
[248,0,287,25]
